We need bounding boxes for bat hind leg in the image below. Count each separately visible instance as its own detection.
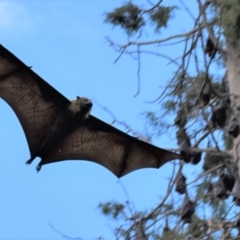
[36,160,43,172]
[25,157,35,165]
[36,164,42,172]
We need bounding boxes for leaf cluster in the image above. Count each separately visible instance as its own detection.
[98,202,125,220]
[105,2,175,34]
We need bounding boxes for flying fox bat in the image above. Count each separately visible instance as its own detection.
[0,44,180,177]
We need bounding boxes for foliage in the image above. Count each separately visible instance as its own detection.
[105,2,145,34]
[209,0,240,45]
[104,2,175,34]
[149,6,175,31]
[98,202,125,220]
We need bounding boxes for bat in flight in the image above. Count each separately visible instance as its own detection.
[0,44,181,178]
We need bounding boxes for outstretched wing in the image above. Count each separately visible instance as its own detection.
[0,44,70,157]
[41,116,181,178]
[0,44,180,177]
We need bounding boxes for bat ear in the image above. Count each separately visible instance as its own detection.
[77,96,80,99]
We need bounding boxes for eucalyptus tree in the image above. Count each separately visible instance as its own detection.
[99,1,240,239]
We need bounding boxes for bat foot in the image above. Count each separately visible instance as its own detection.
[25,159,33,165]
[36,164,42,172]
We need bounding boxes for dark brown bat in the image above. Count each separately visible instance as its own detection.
[0,44,181,178]
[180,193,195,224]
[175,168,187,194]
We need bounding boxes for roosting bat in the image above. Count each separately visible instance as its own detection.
[0,45,181,177]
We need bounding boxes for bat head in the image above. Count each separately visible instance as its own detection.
[69,96,92,118]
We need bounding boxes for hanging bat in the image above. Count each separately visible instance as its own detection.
[212,176,228,199]
[0,44,181,178]
[175,168,187,194]
[180,193,195,224]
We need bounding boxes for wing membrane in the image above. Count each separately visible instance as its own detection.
[0,45,70,156]
[42,116,181,177]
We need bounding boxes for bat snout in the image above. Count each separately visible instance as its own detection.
[75,97,93,118]
[80,97,93,109]
[76,96,92,108]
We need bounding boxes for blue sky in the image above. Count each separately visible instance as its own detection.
[0,1,198,239]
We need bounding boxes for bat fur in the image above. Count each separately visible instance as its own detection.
[26,97,93,171]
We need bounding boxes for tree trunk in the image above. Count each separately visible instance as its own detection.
[226,43,240,174]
